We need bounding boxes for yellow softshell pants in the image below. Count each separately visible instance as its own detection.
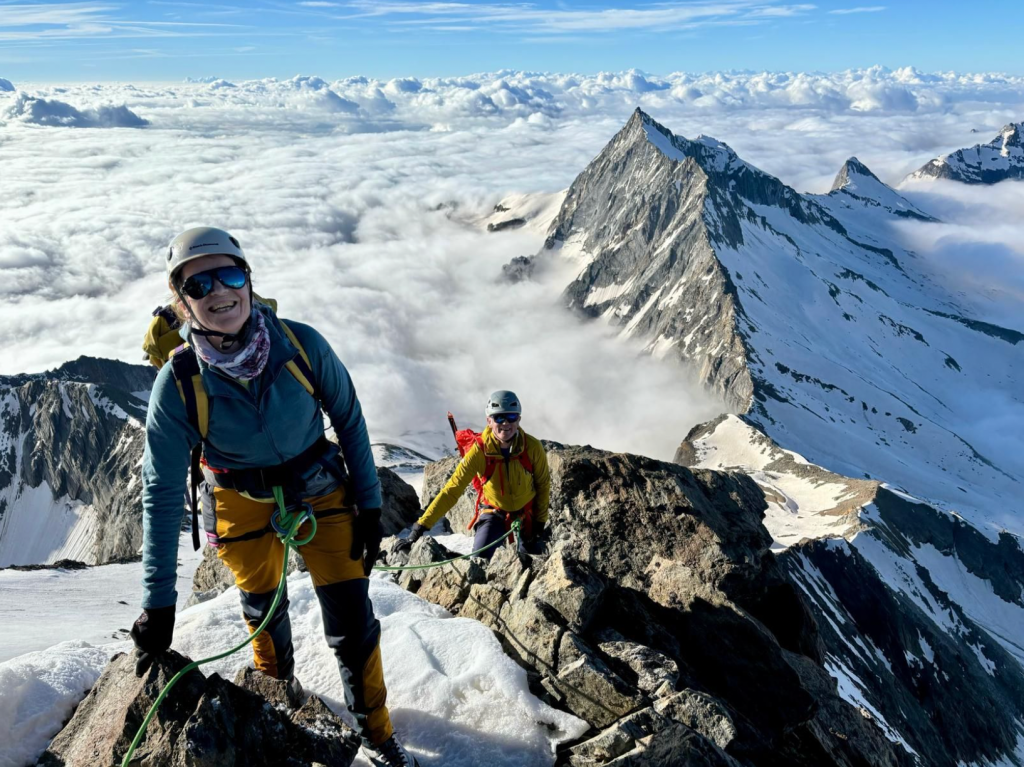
[205,484,393,745]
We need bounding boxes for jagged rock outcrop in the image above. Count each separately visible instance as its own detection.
[679,413,1024,767]
[502,255,536,283]
[38,649,359,766]
[540,108,1021,535]
[383,443,915,767]
[906,122,1024,184]
[0,357,154,567]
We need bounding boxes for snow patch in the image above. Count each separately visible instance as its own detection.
[0,567,587,767]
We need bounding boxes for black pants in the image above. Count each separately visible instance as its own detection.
[473,512,514,560]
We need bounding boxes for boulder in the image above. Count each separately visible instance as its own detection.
[38,650,359,767]
[654,690,737,750]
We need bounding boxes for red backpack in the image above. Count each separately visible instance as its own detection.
[449,413,534,536]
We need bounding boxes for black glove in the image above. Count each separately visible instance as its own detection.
[130,605,175,677]
[395,522,428,553]
[351,507,383,577]
[524,522,549,556]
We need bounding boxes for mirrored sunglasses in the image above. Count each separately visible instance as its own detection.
[180,265,248,300]
[492,413,520,425]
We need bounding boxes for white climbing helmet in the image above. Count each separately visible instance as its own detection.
[166,226,246,280]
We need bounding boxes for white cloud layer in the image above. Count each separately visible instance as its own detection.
[0,67,1021,459]
[3,92,147,127]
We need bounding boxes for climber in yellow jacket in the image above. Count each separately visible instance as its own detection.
[404,390,550,558]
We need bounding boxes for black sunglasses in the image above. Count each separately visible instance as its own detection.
[492,413,520,424]
[180,265,248,300]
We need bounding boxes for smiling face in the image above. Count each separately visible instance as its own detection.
[486,414,521,446]
[175,254,251,336]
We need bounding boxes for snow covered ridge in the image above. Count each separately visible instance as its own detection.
[906,122,1024,184]
[0,357,154,568]
[544,108,1023,539]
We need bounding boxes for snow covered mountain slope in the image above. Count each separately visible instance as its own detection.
[829,157,934,220]
[906,122,1024,184]
[541,108,1022,537]
[0,357,153,567]
[681,414,1024,767]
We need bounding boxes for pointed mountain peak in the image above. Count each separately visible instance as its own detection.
[831,156,881,192]
[827,156,934,221]
[906,120,1024,185]
[999,122,1022,148]
[618,108,748,177]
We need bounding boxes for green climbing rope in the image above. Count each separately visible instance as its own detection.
[374,518,522,571]
[120,498,521,766]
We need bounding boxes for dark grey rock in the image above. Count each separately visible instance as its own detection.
[37,650,358,767]
[487,217,527,232]
[0,357,154,567]
[502,255,535,283]
[384,442,913,766]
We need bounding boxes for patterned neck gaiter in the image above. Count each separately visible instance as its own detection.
[191,309,271,381]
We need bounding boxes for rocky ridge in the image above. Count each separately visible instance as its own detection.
[0,356,154,567]
[678,414,1024,767]
[906,122,1024,184]
[394,442,921,767]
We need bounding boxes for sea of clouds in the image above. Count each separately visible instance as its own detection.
[1,67,1021,459]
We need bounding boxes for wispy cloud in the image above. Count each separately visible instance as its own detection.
[342,0,819,34]
[0,2,118,26]
[748,4,816,17]
[0,2,256,43]
[829,5,885,13]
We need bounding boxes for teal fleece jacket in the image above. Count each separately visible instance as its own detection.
[140,306,381,608]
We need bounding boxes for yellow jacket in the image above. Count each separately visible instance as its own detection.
[418,426,550,530]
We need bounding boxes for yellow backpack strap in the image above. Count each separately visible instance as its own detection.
[143,307,185,370]
[170,344,209,439]
[279,321,317,399]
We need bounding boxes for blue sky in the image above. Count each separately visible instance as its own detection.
[0,0,1021,82]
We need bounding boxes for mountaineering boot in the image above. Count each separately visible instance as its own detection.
[286,675,305,706]
[362,733,419,767]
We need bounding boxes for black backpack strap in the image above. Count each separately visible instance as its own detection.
[189,444,202,551]
[169,346,207,551]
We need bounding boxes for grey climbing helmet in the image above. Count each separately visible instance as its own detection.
[166,226,247,280]
[485,390,522,416]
